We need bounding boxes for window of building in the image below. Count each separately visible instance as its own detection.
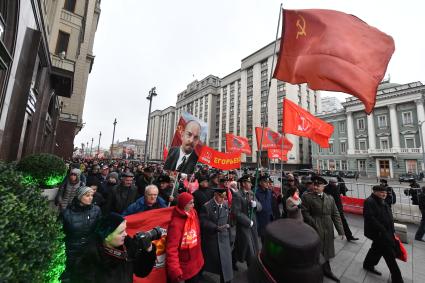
[357,118,365,130]
[329,142,334,153]
[340,142,346,153]
[402,111,413,125]
[247,86,253,93]
[358,160,366,171]
[405,135,416,148]
[358,139,367,150]
[63,0,76,12]
[261,70,267,78]
[261,90,268,98]
[261,60,267,68]
[247,77,253,84]
[247,95,253,102]
[405,160,418,174]
[278,84,284,92]
[261,80,267,87]
[377,115,387,128]
[261,101,267,108]
[339,121,346,133]
[341,160,348,170]
[247,105,252,111]
[55,31,70,55]
[380,138,389,149]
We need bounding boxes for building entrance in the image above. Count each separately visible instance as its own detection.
[379,160,390,177]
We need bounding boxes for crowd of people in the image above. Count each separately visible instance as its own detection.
[53,158,425,283]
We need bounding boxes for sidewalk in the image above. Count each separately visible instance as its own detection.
[205,213,424,282]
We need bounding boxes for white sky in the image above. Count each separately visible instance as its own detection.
[75,0,425,149]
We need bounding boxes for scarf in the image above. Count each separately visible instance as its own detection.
[180,209,198,249]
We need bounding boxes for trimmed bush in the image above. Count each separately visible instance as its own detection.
[0,162,65,282]
[16,153,67,188]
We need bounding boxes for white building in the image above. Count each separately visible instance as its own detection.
[320,96,343,113]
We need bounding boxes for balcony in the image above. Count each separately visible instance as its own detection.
[349,148,423,155]
[51,54,75,73]
[51,55,74,98]
[60,9,83,28]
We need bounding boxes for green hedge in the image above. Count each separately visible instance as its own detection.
[16,153,67,188]
[0,162,65,282]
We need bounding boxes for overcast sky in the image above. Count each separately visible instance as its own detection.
[75,0,425,149]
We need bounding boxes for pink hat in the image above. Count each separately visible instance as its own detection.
[177,192,193,209]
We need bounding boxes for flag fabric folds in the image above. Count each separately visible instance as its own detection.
[283,98,334,148]
[125,207,175,283]
[273,9,395,114]
[255,127,293,150]
[198,146,241,170]
[267,149,288,161]
[163,145,168,161]
[225,133,252,154]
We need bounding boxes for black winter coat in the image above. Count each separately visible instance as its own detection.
[72,236,156,283]
[324,184,343,211]
[193,187,214,213]
[62,198,102,263]
[363,193,395,247]
[105,185,138,214]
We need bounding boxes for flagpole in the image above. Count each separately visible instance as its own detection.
[316,143,320,174]
[252,3,283,221]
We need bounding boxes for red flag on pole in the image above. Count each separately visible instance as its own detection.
[273,9,395,114]
[267,149,288,161]
[225,133,252,154]
[283,98,334,148]
[163,145,168,161]
[255,127,293,150]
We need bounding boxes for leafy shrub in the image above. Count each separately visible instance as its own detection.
[0,162,65,282]
[16,153,67,188]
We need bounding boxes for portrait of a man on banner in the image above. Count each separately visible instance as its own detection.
[163,112,208,174]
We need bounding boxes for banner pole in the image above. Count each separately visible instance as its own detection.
[169,171,179,207]
[252,3,283,221]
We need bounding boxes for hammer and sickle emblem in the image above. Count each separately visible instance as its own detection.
[296,14,306,39]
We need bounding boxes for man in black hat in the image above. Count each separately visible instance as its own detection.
[302,176,344,282]
[232,175,262,269]
[363,185,403,283]
[73,213,157,282]
[255,175,274,242]
[104,172,138,215]
[155,174,177,205]
[193,175,214,213]
[136,166,154,198]
[380,179,396,208]
[200,188,233,283]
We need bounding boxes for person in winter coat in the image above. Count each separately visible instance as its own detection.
[104,172,138,214]
[86,178,105,209]
[166,193,204,283]
[122,185,167,216]
[136,166,154,198]
[380,179,397,207]
[285,186,303,221]
[200,188,233,283]
[415,186,425,241]
[302,176,344,282]
[232,175,262,269]
[55,168,85,212]
[363,185,403,283]
[193,175,214,213]
[156,174,178,206]
[404,179,420,205]
[60,186,101,282]
[72,212,157,283]
[324,178,358,242]
[255,175,274,241]
[101,172,119,201]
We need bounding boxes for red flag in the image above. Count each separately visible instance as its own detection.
[267,149,288,161]
[255,127,293,150]
[273,9,395,114]
[225,133,252,154]
[283,98,334,148]
[198,146,241,170]
[125,207,175,283]
[163,145,168,161]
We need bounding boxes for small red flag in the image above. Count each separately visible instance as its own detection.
[273,9,395,114]
[267,149,288,161]
[225,133,252,154]
[163,145,168,161]
[255,127,293,150]
[198,146,241,170]
[283,98,334,148]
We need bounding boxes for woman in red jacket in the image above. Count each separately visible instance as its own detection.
[166,192,204,283]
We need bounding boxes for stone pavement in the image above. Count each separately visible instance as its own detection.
[203,213,425,283]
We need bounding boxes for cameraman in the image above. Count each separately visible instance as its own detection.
[72,213,157,283]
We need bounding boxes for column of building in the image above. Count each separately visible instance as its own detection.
[367,113,376,150]
[388,104,400,150]
[346,112,355,154]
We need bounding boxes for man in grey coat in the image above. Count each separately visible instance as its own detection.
[200,188,233,283]
[302,176,344,282]
[232,175,262,269]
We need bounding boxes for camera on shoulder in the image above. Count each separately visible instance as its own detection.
[135,227,164,250]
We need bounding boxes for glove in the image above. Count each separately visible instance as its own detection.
[251,200,256,208]
[250,220,254,227]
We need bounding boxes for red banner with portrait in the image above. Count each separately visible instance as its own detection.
[198,146,241,170]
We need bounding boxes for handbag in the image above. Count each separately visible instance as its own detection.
[394,235,407,262]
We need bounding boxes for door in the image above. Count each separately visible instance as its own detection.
[379,160,390,177]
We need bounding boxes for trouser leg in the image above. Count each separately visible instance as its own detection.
[382,249,403,283]
[339,210,353,238]
[363,241,382,268]
[415,211,425,240]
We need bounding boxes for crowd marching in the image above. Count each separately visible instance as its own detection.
[55,158,425,283]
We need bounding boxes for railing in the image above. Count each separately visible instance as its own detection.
[60,112,79,122]
[354,149,368,154]
[349,148,422,155]
[51,55,75,72]
[60,9,83,27]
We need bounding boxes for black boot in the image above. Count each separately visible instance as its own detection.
[323,261,340,282]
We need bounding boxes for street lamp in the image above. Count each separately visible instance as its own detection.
[111,118,117,158]
[89,139,93,157]
[144,87,157,164]
[97,131,102,157]
[418,121,425,172]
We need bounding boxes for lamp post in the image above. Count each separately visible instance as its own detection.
[89,139,93,157]
[111,118,117,158]
[144,87,157,164]
[97,131,102,157]
[418,121,425,172]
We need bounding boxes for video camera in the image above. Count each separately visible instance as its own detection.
[135,227,163,250]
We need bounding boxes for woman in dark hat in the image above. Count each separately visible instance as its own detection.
[72,213,157,283]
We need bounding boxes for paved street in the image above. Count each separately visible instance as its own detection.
[203,213,424,283]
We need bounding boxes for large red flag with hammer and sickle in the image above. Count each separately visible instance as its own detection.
[283,98,334,148]
[225,133,252,154]
[255,127,293,150]
[273,9,395,114]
